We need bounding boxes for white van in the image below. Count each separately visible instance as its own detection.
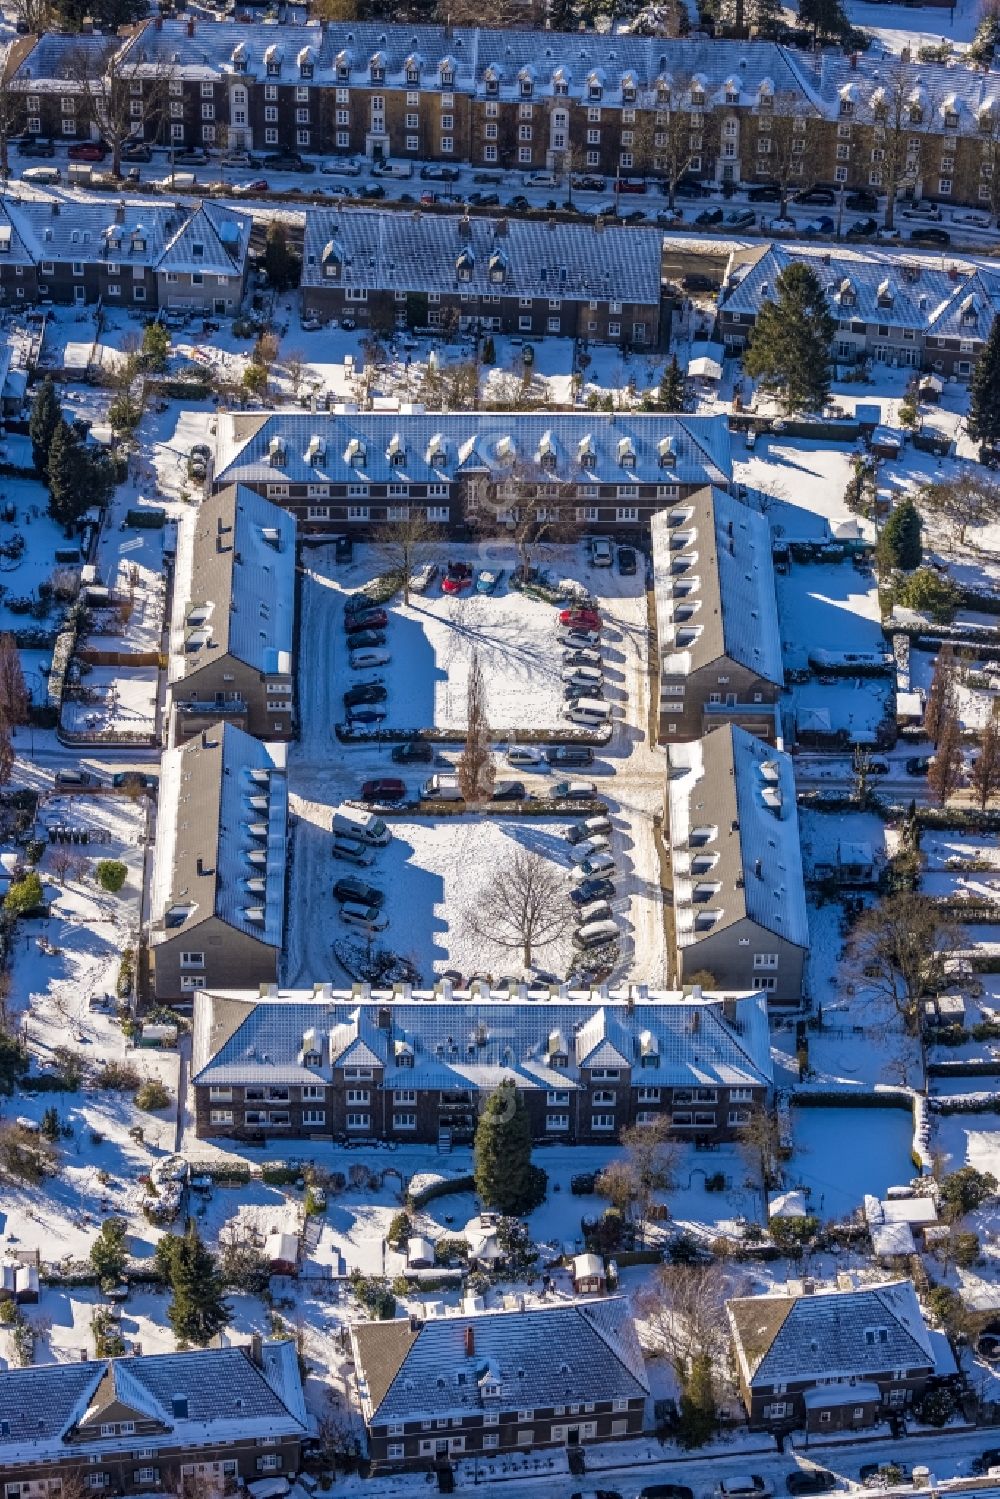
[332,803,391,847]
[564,698,613,727]
[573,917,618,949]
[378,159,413,179]
[421,773,464,801]
[507,744,548,769]
[22,165,61,184]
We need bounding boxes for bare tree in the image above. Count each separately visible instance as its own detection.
[640,1262,736,1398]
[50,845,74,883]
[921,470,1000,547]
[456,649,494,804]
[928,711,964,805]
[977,105,1000,229]
[738,1105,783,1191]
[10,0,53,30]
[66,42,172,180]
[756,95,822,216]
[376,509,442,608]
[652,79,720,209]
[850,891,961,1033]
[972,715,1000,810]
[466,847,573,970]
[0,634,28,728]
[924,644,957,748]
[861,63,939,231]
[617,1116,678,1243]
[474,459,579,580]
[0,81,27,183]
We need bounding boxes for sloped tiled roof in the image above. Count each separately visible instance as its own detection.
[728,1280,934,1391]
[352,1298,648,1424]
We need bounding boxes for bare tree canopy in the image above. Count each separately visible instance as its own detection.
[457,648,495,804]
[920,470,1000,547]
[377,509,442,608]
[465,846,572,970]
[850,891,962,1033]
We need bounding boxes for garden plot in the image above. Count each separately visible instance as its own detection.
[735,437,860,533]
[798,807,892,882]
[910,647,997,733]
[787,677,894,746]
[60,665,158,739]
[923,832,1000,870]
[776,561,885,674]
[787,1104,916,1223]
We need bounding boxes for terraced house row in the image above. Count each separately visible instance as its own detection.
[7,24,1000,210]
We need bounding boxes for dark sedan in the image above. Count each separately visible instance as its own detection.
[392,739,434,764]
[344,609,388,634]
[361,777,406,803]
[786,1473,836,1496]
[570,876,615,906]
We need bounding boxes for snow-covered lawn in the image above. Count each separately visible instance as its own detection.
[61,665,158,738]
[777,562,885,671]
[788,1105,916,1222]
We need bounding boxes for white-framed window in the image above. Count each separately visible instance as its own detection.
[393,1112,417,1129]
[616,506,639,523]
[346,1113,370,1129]
[591,1114,615,1131]
[546,1114,569,1131]
[729,1109,751,1126]
[302,1109,326,1125]
[210,1109,233,1125]
[518,147,532,162]
[427,505,449,521]
[347,505,369,521]
[753,953,779,970]
[180,951,205,968]
[441,136,453,153]
[638,1086,660,1102]
[180,975,206,991]
[265,128,279,144]
[346,1089,370,1105]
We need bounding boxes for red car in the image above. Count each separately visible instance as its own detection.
[361,778,406,803]
[345,608,388,633]
[68,142,108,162]
[559,607,602,631]
[442,561,474,595]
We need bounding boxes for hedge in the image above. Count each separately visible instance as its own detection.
[791,1090,914,1111]
[613,1248,663,1267]
[373,797,606,819]
[334,724,613,747]
[407,1174,476,1209]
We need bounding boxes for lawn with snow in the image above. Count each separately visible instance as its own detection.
[60,665,158,738]
[788,1104,916,1222]
[777,562,885,673]
[798,807,890,880]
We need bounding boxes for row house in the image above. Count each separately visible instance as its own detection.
[149,721,287,1002]
[727,1279,950,1435]
[11,24,1000,210]
[650,487,783,743]
[211,410,732,539]
[189,984,773,1145]
[352,1299,648,1470]
[667,725,808,1007]
[170,484,297,741]
[0,1337,306,1496]
[719,242,1000,379]
[0,195,250,313]
[301,207,664,348]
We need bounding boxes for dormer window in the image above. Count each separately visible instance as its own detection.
[299,57,314,79]
[489,251,507,284]
[269,436,286,468]
[622,82,636,103]
[877,279,893,308]
[657,80,670,104]
[581,450,596,470]
[370,54,385,84]
[757,91,772,111]
[980,107,994,133]
[336,51,351,82]
[485,73,498,94]
[407,67,420,85]
[550,1051,568,1069]
[267,59,281,77]
[456,247,474,281]
[864,1326,889,1346]
[519,68,534,99]
[346,438,366,469]
[191,241,204,260]
[909,105,923,124]
[554,74,568,96]
[691,90,705,108]
[540,450,556,472]
[618,437,636,469]
[945,109,959,129]
[726,88,738,105]
[588,79,603,101]
[231,42,248,73]
[840,99,854,118]
[658,436,676,468]
[440,65,454,87]
[303,1049,321,1066]
[388,436,406,465]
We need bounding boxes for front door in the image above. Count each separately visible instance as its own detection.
[435,1439,448,1456]
[566,1427,580,1445]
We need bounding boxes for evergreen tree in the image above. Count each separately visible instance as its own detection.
[141,321,171,373]
[164,1221,231,1347]
[658,354,686,410]
[481,335,496,365]
[29,378,61,476]
[47,421,88,528]
[968,316,1000,451]
[40,1106,60,1141]
[798,0,849,40]
[90,1218,128,1285]
[678,1351,716,1448]
[744,262,836,413]
[473,1080,546,1215]
[877,496,922,572]
[263,222,301,292]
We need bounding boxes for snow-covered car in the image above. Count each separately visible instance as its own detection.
[563,647,602,669]
[570,851,616,881]
[552,780,597,800]
[321,158,362,175]
[233,177,269,194]
[339,900,389,932]
[301,316,323,331]
[476,568,504,595]
[559,629,601,651]
[507,744,548,769]
[349,650,390,670]
[409,562,439,594]
[332,834,373,864]
[569,835,611,864]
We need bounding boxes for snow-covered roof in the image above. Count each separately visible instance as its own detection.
[303,207,662,308]
[150,722,287,949]
[668,726,808,951]
[350,1298,648,1426]
[651,488,783,687]
[0,1341,305,1469]
[190,987,774,1092]
[176,484,295,684]
[214,412,732,491]
[728,1279,935,1391]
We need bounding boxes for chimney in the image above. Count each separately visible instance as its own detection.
[850,50,858,67]
[723,996,738,1025]
[115,200,126,223]
[494,216,508,238]
[754,857,763,879]
[51,202,60,217]
[458,215,471,239]
[547,215,557,231]
[249,1330,263,1367]
[464,1325,475,1356]
[186,15,194,34]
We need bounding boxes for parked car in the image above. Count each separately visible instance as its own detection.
[672,178,712,198]
[724,209,755,230]
[910,226,951,247]
[682,272,717,292]
[567,816,612,845]
[421,163,460,180]
[559,607,601,631]
[802,214,835,236]
[492,780,526,801]
[573,917,618,950]
[786,1473,836,1496]
[590,537,614,568]
[571,851,615,881]
[552,780,597,800]
[563,648,602,669]
[339,900,388,932]
[846,217,878,239]
[716,1479,773,1499]
[332,834,373,864]
[748,183,782,202]
[476,568,504,595]
[221,150,261,168]
[410,562,438,594]
[617,545,638,576]
[570,876,615,906]
[233,177,270,194]
[574,898,613,926]
[694,206,724,227]
[572,174,606,192]
[906,756,931,776]
[846,189,878,211]
[333,876,383,906]
[796,185,837,206]
[344,683,387,708]
[442,560,474,594]
[122,140,153,162]
[68,141,108,162]
[17,137,55,157]
[876,226,902,241]
[175,148,209,166]
[321,157,362,176]
[346,629,386,650]
[350,649,390,670]
[344,609,388,633]
[360,777,406,803]
[392,739,434,765]
[560,630,601,651]
[570,836,611,864]
[347,706,387,725]
[562,666,604,690]
[507,744,548,769]
[639,1487,694,1499]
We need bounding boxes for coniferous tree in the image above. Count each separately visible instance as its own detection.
[46,420,85,528]
[658,354,686,410]
[474,1080,546,1215]
[744,262,836,413]
[924,645,957,748]
[678,1351,717,1447]
[164,1221,231,1347]
[877,496,922,573]
[968,316,1000,451]
[29,378,61,476]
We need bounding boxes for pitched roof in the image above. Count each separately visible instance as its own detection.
[0,195,250,277]
[728,1280,934,1391]
[214,411,732,492]
[352,1298,648,1425]
[302,207,662,307]
[651,487,783,686]
[190,987,774,1091]
[174,483,295,684]
[150,721,286,949]
[668,725,809,950]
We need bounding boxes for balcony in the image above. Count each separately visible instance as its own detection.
[177,697,248,716]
